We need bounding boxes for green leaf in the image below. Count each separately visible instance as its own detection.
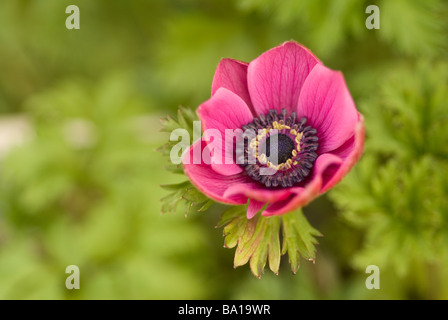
[218,206,321,278]
[281,209,322,274]
[380,0,447,58]
[160,181,213,216]
[329,60,448,277]
[157,106,201,174]
[160,106,199,140]
[362,61,448,161]
[158,107,214,216]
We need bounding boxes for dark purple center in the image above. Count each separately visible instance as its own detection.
[262,133,295,165]
[237,108,319,188]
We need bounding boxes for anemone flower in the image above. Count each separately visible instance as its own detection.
[183,41,364,218]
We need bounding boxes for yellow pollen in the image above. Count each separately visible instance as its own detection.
[295,132,303,150]
[257,129,267,141]
[249,138,258,149]
[272,121,290,130]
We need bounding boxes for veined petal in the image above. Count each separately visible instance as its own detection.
[261,153,343,216]
[198,88,254,176]
[223,181,300,204]
[248,41,320,116]
[211,58,254,114]
[320,114,365,193]
[182,139,249,205]
[297,64,359,154]
[183,42,364,218]
[245,119,364,216]
[247,199,266,219]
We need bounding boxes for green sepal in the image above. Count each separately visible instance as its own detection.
[218,205,321,278]
[158,107,213,215]
[159,106,199,138]
[281,209,322,274]
[160,181,213,216]
[157,106,201,174]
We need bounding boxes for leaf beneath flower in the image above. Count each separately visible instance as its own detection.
[161,181,214,216]
[157,106,201,174]
[217,206,321,278]
[281,209,322,274]
[158,107,213,215]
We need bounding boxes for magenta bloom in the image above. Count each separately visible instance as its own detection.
[183,41,364,218]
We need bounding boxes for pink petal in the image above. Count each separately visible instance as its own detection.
[223,181,300,203]
[222,154,338,215]
[261,153,343,216]
[247,41,321,116]
[254,117,364,216]
[183,139,248,205]
[320,114,365,193]
[247,199,265,219]
[297,64,359,154]
[211,58,255,114]
[198,88,254,176]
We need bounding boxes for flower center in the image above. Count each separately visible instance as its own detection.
[236,109,319,188]
[262,133,295,165]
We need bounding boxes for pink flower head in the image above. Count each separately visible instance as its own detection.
[183,41,364,218]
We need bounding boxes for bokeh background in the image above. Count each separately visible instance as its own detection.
[0,0,447,299]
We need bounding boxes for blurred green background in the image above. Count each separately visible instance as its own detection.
[0,0,447,299]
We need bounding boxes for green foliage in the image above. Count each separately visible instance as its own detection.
[158,106,201,174]
[0,0,447,299]
[380,0,447,58]
[160,181,214,216]
[364,61,448,160]
[330,60,448,278]
[236,0,447,59]
[158,107,214,215]
[0,76,211,299]
[281,209,322,273]
[218,206,281,278]
[217,206,321,278]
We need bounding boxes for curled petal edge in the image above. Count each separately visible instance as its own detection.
[262,114,365,216]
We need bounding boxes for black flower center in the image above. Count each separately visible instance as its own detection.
[262,133,295,165]
[236,108,319,188]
